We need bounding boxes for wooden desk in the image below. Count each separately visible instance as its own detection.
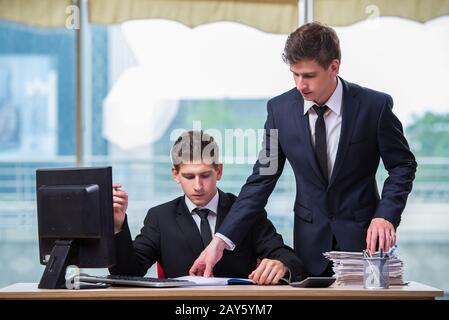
[0,281,443,300]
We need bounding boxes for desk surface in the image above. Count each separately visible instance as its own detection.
[0,281,444,300]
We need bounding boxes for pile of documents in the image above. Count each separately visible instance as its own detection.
[323,251,405,286]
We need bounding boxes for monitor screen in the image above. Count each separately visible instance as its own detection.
[36,166,116,289]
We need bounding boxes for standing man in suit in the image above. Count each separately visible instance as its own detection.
[190,22,417,278]
[110,131,306,284]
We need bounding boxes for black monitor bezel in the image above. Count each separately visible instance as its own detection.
[36,166,116,269]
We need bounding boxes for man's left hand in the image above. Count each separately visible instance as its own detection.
[248,259,288,285]
[366,218,396,254]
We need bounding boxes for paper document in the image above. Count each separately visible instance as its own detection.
[323,251,405,286]
[175,276,255,286]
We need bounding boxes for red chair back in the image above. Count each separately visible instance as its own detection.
[156,262,165,278]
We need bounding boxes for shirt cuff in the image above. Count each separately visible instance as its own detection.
[215,233,236,251]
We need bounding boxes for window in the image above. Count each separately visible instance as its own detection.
[0,12,448,298]
[0,20,76,285]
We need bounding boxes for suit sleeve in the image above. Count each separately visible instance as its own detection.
[375,95,417,228]
[109,210,161,276]
[251,211,307,282]
[217,100,287,246]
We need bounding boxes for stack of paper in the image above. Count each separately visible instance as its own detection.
[323,251,405,286]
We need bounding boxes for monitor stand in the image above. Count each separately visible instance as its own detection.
[38,240,76,289]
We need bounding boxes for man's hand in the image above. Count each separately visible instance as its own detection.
[248,258,287,285]
[366,217,396,253]
[112,183,128,234]
[189,236,226,277]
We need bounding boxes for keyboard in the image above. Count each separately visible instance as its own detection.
[78,274,196,288]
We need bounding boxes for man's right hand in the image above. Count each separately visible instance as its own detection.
[112,183,128,234]
[189,236,226,277]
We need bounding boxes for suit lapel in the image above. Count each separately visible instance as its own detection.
[175,198,204,257]
[215,189,232,230]
[294,97,328,187]
[328,78,360,188]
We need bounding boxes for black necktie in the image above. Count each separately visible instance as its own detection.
[312,105,329,183]
[194,208,213,247]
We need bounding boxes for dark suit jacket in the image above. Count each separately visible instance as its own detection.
[109,189,306,281]
[217,77,417,275]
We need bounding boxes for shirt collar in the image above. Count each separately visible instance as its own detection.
[185,190,219,215]
[303,77,342,116]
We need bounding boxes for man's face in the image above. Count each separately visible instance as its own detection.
[290,59,340,106]
[172,163,223,207]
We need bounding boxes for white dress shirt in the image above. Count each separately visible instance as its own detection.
[184,191,235,250]
[303,77,343,179]
[185,191,219,236]
[183,191,234,250]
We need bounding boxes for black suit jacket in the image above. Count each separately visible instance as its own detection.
[218,77,417,275]
[109,189,306,281]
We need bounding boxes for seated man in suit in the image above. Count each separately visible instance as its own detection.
[110,130,306,284]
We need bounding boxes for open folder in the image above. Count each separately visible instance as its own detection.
[175,276,255,286]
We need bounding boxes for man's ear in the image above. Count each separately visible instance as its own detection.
[215,164,223,181]
[329,59,340,75]
[172,167,180,184]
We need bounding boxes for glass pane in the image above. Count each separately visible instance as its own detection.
[0,21,76,287]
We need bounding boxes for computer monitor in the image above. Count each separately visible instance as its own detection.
[36,166,116,289]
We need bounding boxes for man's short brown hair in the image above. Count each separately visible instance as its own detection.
[171,130,219,172]
[282,21,341,68]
